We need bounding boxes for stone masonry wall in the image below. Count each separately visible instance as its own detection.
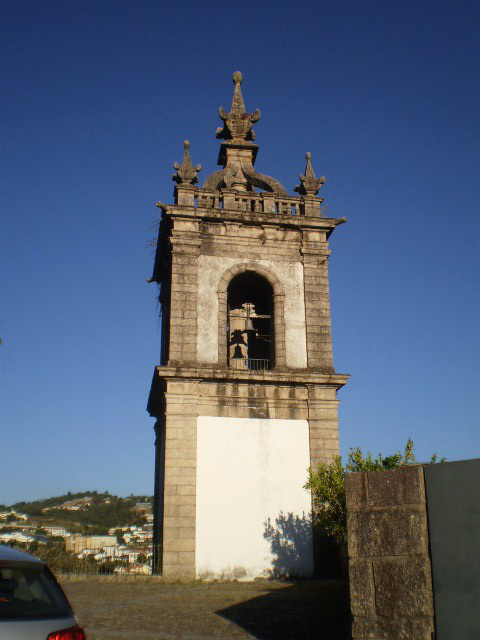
[158,374,342,578]
[345,466,434,640]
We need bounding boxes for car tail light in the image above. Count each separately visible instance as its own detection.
[47,625,87,639]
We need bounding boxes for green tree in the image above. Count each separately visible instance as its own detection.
[305,439,444,543]
[27,542,89,574]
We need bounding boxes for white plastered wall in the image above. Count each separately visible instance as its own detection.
[195,416,313,579]
[196,256,307,368]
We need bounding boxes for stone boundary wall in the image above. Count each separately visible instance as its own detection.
[345,466,434,640]
[57,574,166,584]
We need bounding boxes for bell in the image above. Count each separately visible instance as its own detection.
[232,345,244,358]
[244,317,254,331]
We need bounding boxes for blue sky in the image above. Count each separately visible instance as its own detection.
[1,1,479,504]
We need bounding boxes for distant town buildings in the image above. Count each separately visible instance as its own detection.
[1,496,154,574]
[0,510,28,521]
[65,534,117,553]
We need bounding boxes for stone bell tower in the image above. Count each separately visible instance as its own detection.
[147,72,348,578]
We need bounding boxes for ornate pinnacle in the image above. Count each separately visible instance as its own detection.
[172,140,201,185]
[216,71,261,143]
[294,152,325,196]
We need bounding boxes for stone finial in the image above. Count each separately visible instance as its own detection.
[172,140,201,185]
[215,71,261,143]
[294,152,325,196]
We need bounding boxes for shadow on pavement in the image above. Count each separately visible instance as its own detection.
[216,580,352,640]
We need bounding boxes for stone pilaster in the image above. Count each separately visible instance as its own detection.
[307,385,340,468]
[161,379,199,578]
[168,221,200,365]
[301,232,334,371]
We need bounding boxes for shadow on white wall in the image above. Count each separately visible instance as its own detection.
[263,511,313,578]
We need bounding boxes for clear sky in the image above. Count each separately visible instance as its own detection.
[1,1,479,505]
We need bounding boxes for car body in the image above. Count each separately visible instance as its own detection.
[0,544,86,639]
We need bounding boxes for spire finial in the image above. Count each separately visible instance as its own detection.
[216,72,261,143]
[294,151,325,196]
[172,140,201,185]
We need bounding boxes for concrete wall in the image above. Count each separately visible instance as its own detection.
[197,256,307,368]
[346,466,435,640]
[424,458,480,639]
[195,416,313,579]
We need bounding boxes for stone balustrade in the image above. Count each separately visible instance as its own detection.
[175,186,322,216]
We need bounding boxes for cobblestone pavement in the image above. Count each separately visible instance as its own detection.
[62,578,351,640]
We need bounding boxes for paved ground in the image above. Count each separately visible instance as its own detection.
[62,578,351,640]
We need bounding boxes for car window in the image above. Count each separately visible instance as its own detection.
[0,566,72,620]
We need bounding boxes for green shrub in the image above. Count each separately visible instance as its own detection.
[305,439,444,543]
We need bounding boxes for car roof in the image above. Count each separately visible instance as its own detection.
[0,544,44,565]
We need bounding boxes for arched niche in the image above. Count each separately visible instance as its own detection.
[218,263,286,369]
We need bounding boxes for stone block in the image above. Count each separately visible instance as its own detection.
[162,551,178,566]
[307,386,338,401]
[162,562,195,579]
[164,457,196,468]
[177,485,195,496]
[163,475,194,487]
[307,407,338,420]
[347,510,429,557]
[349,558,375,617]
[373,556,433,617]
[164,494,195,507]
[366,466,425,507]
[353,617,433,640]
[163,505,179,518]
[163,527,180,541]
[167,537,195,552]
[310,446,337,460]
[309,426,339,440]
[165,460,197,484]
[352,619,381,639]
[345,472,367,512]
[177,551,195,566]
[376,618,433,640]
[164,516,194,529]
[165,447,197,460]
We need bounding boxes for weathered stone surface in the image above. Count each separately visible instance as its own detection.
[346,467,434,640]
[376,618,433,640]
[354,617,433,640]
[345,472,367,511]
[349,558,374,617]
[352,619,381,639]
[366,466,424,507]
[347,509,429,557]
[373,556,433,617]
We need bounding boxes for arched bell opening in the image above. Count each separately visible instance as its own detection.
[227,272,274,371]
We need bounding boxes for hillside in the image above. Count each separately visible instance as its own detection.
[6,491,153,534]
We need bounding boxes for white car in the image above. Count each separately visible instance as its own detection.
[0,544,86,639]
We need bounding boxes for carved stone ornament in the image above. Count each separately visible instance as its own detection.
[172,140,202,185]
[203,72,287,194]
[203,163,287,194]
[216,71,261,143]
[294,152,325,196]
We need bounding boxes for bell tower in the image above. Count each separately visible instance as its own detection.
[147,72,348,578]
